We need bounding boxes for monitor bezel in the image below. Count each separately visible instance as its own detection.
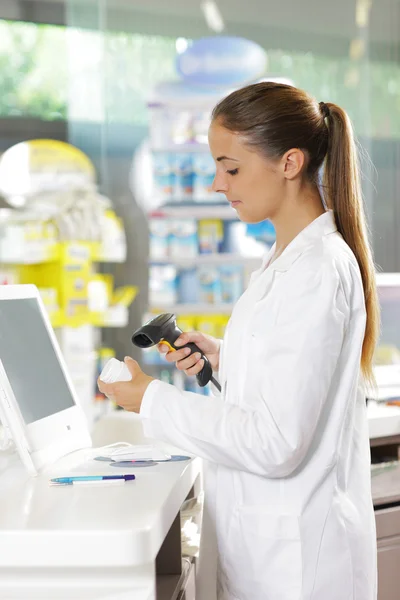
[0,284,91,472]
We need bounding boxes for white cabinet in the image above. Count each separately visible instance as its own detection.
[375,505,400,600]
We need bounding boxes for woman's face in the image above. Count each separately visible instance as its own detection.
[208,120,285,224]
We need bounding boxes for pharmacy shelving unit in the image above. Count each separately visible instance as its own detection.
[0,139,139,426]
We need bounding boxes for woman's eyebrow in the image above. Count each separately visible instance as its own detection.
[216,156,239,162]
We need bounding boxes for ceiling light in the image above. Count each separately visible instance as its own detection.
[201,0,225,33]
[176,38,188,54]
[356,0,372,28]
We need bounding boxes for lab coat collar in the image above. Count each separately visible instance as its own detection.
[261,210,337,273]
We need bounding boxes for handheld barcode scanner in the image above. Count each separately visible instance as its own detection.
[132,313,221,391]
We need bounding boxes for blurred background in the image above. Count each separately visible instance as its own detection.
[0,3,400,596]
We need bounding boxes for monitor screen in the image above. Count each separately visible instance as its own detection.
[375,285,400,365]
[0,297,75,424]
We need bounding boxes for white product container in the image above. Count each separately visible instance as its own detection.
[100,358,132,384]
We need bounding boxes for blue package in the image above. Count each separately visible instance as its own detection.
[149,265,177,306]
[149,219,170,260]
[220,265,244,303]
[177,268,199,303]
[197,266,222,304]
[193,153,223,202]
[174,153,193,200]
[153,152,174,201]
[246,220,276,245]
[169,219,198,259]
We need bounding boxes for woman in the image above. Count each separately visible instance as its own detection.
[98,83,379,600]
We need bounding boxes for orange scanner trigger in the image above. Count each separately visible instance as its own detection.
[160,339,176,352]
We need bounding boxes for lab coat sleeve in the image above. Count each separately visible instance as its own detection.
[140,263,351,477]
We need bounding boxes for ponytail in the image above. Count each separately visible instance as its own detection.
[323,103,380,384]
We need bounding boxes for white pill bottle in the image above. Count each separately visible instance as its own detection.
[100,358,132,384]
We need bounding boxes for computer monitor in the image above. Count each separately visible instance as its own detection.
[374,273,400,398]
[0,284,91,474]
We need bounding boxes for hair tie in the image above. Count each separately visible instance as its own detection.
[319,101,330,119]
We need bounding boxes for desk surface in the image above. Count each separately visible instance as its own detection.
[0,449,201,569]
[0,401,399,571]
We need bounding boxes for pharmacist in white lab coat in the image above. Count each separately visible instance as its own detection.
[98,83,379,600]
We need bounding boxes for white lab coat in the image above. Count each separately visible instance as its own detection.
[140,211,377,600]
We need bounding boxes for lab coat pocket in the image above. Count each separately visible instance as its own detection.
[226,507,302,600]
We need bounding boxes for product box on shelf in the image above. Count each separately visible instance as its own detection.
[174,154,194,200]
[149,265,178,307]
[88,274,114,314]
[151,149,224,205]
[198,219,224,254]
[0,217,59,264]
[149,218,229,260]
[169,219,198,259]
[38,287,59,316]
[220,265,244,303]
[90,285,137,328]
[177,269,198,304]
[149,219,170,260]
[176,315,197,333]
[193,154,221,202]
[196,315,220,339]
[197,266,222,304]
[19,242,91,321]
[149,103,211,149]
[96,210,127,263]
[153,152,175,201]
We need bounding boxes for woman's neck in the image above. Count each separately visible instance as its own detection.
[271,186,326,260]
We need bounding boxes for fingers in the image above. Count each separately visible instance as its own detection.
[184,358,204,377]
[123,356,140,378]
[174,332,202,346]
[158,343,171,354]
[97,378,119,397]
[157,344,204,373]
[157,334,206,377]
[158,344,191,364]
[175,352,203,372]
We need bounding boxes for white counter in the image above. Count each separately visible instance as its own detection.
[0,413,201,600]
[0,399,399,599]
[367,401,400,439]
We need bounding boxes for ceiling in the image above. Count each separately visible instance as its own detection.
[84,0,400,43]
[2,0,400,59]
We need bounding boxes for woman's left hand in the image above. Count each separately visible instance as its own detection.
[97,357,154,413]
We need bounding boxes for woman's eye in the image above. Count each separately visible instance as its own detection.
[226,168,239,176]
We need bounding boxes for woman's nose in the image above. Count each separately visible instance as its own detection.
[212,172,229,194]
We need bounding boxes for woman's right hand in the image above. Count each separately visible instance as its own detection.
[158,332,221,377]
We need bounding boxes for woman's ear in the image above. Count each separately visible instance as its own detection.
[281,148,306,180]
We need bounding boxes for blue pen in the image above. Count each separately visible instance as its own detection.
[50,475,136,485]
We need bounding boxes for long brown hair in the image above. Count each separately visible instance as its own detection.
[212,82,379,382]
